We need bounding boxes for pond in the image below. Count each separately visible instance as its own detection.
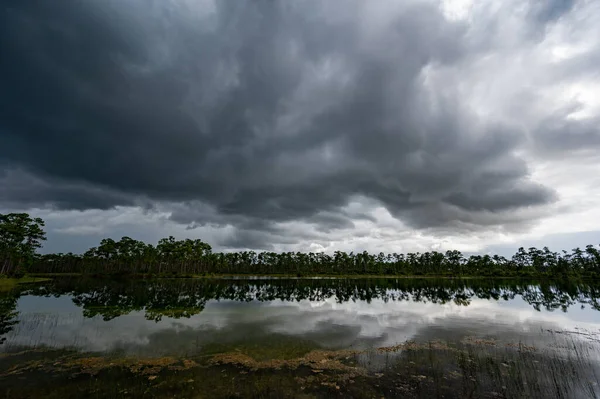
[2,278,600,398]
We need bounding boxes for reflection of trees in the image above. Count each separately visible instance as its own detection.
[4,278,600,344]
[14,278,600,324]
[0,291,20,344]
[35,280,209,322]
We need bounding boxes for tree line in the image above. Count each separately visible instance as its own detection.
[2,212,600,277]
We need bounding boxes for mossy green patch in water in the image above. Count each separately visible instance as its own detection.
[0,276,51,292]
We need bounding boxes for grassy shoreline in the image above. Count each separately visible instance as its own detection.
[0,276,52,292]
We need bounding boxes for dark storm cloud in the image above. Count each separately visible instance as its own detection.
[0,168,137,210]
[0,0,562,246]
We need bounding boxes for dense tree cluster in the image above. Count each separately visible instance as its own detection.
[0,213,46,276]
[2,213,600,277]
[30,241,600,278]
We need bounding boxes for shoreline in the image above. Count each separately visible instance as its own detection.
[0,276,52,292]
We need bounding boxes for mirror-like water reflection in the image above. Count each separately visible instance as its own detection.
[2,278,600,356]
[2,278,600,398]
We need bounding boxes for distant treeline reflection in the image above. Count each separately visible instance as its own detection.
[18,278,600,320]
[3,278,600,343]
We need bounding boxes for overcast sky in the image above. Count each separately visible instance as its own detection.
[1,0,599,255]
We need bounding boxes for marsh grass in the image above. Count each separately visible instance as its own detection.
[0,276,50,292]
[1,331,600,398]
[366,333,600,398]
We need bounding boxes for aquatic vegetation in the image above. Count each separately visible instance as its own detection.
[209,349,364,375]
[0,276,50,293]
[0,352,198,378]
[1,333,598,398]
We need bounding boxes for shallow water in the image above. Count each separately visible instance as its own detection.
[2,278,600,398]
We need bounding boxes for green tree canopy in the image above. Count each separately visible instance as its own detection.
[0,213,46,274]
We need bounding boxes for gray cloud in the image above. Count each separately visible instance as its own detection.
[0,168,138,210]
[535,112,600,156]
[2,0,595,250]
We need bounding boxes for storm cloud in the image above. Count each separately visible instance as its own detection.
[1,0,599,252]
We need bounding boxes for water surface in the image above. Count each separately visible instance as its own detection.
[2,278,600,398]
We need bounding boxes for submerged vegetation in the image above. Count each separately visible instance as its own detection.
[1,331,599,398]
[2,213,600,278]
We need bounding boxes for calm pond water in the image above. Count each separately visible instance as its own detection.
[2,278,600,398]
